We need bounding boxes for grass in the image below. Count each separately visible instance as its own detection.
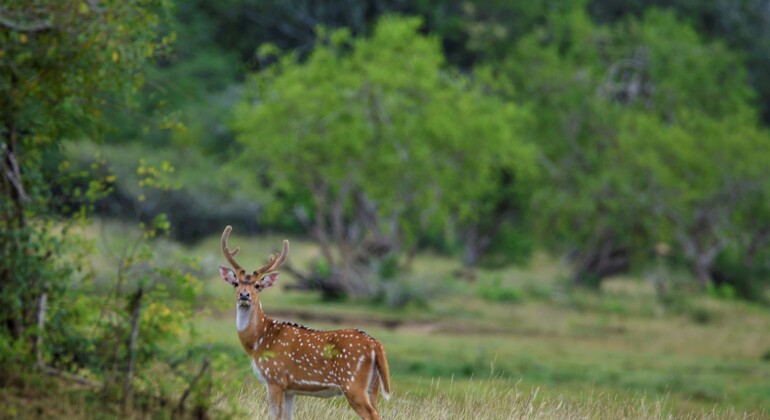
[217,378,756,419]
[17,219,770,418]
[199,305,770,417]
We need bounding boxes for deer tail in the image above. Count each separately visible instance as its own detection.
[374,342,391,400]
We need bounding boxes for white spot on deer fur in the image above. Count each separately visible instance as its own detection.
[297,379,331,387]
[355,354,366,372]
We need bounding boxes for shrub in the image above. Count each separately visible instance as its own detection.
[477,277,523,303]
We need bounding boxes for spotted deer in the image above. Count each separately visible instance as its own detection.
[217,226,391,420]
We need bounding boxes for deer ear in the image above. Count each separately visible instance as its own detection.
[259,271,280,289]
[219,265,237,285]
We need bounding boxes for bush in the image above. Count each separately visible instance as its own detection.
[477,277,523,303]
[688,306,714,324]
[712,249,770,303]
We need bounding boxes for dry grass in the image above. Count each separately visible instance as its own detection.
[218,378,759,420]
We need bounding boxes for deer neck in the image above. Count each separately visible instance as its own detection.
[236,298,270,353]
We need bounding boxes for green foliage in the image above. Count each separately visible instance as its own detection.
[233,15,535,296]
[0,0,172,144]
[1,0,172,344]
[705,283,737,301]
[711,248,770,302]
[495,5,770,293]
[588,0,770,123]
[0,1,219,414]
[477,277,523,303]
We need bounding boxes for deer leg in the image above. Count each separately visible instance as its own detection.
[344,390,379,420]
[266,384,285,420]
[368,374,380,412]
[282,393,295,420]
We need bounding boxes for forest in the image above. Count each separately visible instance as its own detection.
[2,0,770,418]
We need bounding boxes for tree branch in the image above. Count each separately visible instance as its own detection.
[122,287,144,410]
[176,355,210,413]
[0,8,52,32]
[85,0,105,14]
[39,365,101,387]
[1,143,31,204]
[35,292,48,366]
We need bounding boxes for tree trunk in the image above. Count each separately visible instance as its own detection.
[744,225,770,269]
[1,114,30,341]
[691,260,713,288]
[677,229,722,289]
[122,287,144,411]
[571,240,630,288]
[462,226,493,267]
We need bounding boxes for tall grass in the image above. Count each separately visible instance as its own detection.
[219,378,755,419]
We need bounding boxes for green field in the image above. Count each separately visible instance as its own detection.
[184,231,770,418]
[4,225,768,419]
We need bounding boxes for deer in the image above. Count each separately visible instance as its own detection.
[217,226,391,420]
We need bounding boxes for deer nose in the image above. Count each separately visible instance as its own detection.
[239,291,250,301]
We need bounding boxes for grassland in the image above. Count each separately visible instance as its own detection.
[178,227,770,418]
[13,221,769,419]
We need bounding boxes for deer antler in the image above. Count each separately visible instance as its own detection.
[255,239,289,275]
[221,225,242,272]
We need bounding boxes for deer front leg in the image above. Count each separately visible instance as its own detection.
[266,384,285,420]
[282,393,295,420]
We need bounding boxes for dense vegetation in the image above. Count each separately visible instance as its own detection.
[2,0,770,417]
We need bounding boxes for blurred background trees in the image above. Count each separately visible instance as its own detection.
[232,17,535,297]
[42,0,770,300]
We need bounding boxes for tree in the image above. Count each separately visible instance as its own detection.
[499,6,765,288]
[618,112,770,290]
[588,0,770,124]
[0,0,169,353]
[233,16,534,297]
[609,10,770,289]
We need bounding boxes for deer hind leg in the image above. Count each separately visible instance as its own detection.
[368,373,380,412]
[266,384,285,420]
[344,389,380,420]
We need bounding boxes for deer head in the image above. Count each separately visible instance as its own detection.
[218,225,289,308]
